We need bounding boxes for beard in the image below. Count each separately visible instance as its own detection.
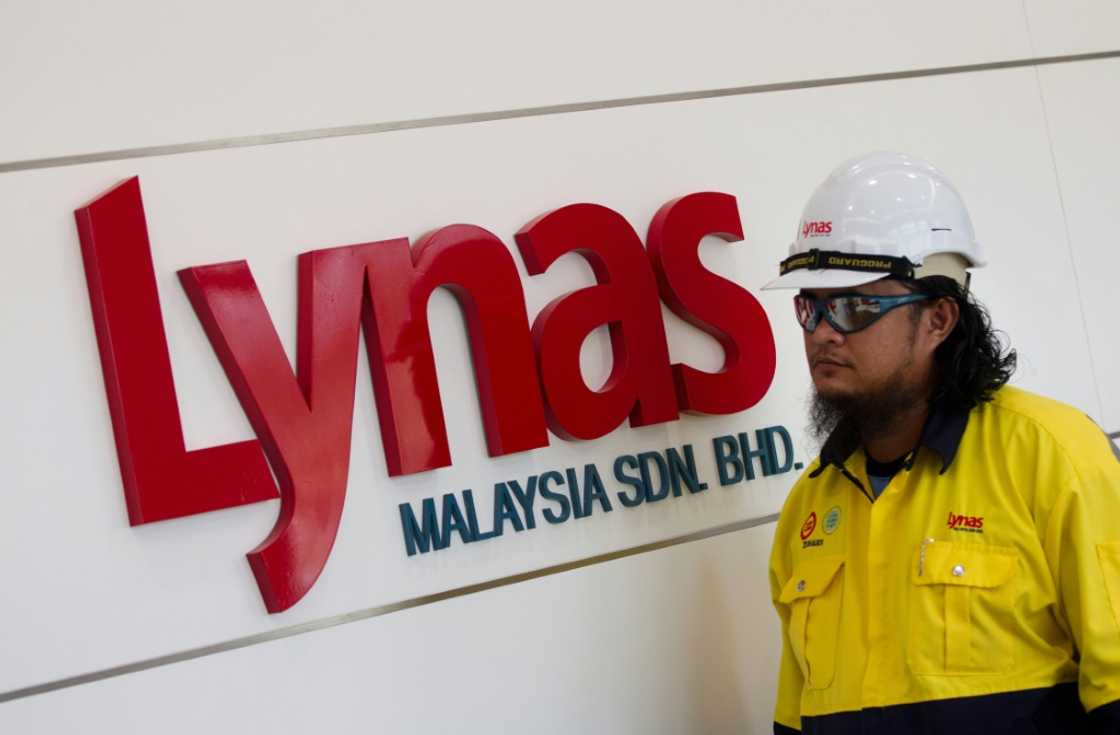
[808,366,930,447]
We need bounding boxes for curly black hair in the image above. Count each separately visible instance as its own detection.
[904,275,1017,409]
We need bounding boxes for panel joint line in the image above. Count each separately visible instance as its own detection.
[1,50,1118,174]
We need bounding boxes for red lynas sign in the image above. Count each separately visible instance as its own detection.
[75,178,776,612]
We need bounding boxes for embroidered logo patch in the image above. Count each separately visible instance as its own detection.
[823,506,841,534]
[800,511,818,540]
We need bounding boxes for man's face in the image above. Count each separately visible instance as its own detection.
[800,278,928,404]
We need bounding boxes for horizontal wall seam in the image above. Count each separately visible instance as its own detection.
[0,512,780,705]
[2,50,1119,175]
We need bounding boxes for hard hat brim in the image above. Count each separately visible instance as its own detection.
[761,268,888,291]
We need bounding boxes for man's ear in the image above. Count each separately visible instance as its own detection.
[925,297,960,348]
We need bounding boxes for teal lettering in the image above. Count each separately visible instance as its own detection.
[667,444,707,494]
[713,435,743,485]
[581,463,612,514]
[539,470,571,524]
[508,477,537,530]
[566,467,587,518]
[399,498,440,556]
[441,492,473,547]
[639,451,670,502]
[492,482,525,536]
[614,454,644,507]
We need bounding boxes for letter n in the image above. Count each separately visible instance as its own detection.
[360,225,549,475]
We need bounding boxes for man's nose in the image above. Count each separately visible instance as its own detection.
[808,316,845,345]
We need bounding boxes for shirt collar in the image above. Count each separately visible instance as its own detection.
[809,396,971,478]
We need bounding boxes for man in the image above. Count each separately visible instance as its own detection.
[763,152,1120,734]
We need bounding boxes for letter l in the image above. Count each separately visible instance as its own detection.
[74,177,277,525]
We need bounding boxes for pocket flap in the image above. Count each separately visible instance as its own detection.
[780,556,844,603]
[913,542,1018,587]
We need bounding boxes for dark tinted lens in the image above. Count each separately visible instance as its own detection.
[827,296,885,333]
[793,295,819,331]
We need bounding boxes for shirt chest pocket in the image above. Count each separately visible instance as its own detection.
[780,556,845,690]
[907,541,1019,675]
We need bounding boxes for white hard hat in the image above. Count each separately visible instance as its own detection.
[763,151,985,290]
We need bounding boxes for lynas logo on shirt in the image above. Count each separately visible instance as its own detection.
[947,512,984,533]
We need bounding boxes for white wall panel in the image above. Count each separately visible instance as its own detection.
[1037,58,1120,430]
[0,108,801,696]
[1025,1,1120,56]
[0,521,781,735]
[0,0,1035,162]
[0,65,1099,727]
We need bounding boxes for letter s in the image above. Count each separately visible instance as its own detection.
[646,192,776,414]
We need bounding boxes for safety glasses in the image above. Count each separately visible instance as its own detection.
[794,292,930,334]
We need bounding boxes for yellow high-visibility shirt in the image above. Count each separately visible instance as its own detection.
[769,386,1120,734]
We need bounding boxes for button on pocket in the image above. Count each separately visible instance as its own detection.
[908,541,1019,675]
[780,556,845,690]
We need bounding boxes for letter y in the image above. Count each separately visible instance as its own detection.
[180,244,371,612]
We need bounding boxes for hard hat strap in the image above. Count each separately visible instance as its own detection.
[779,249,917,278]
